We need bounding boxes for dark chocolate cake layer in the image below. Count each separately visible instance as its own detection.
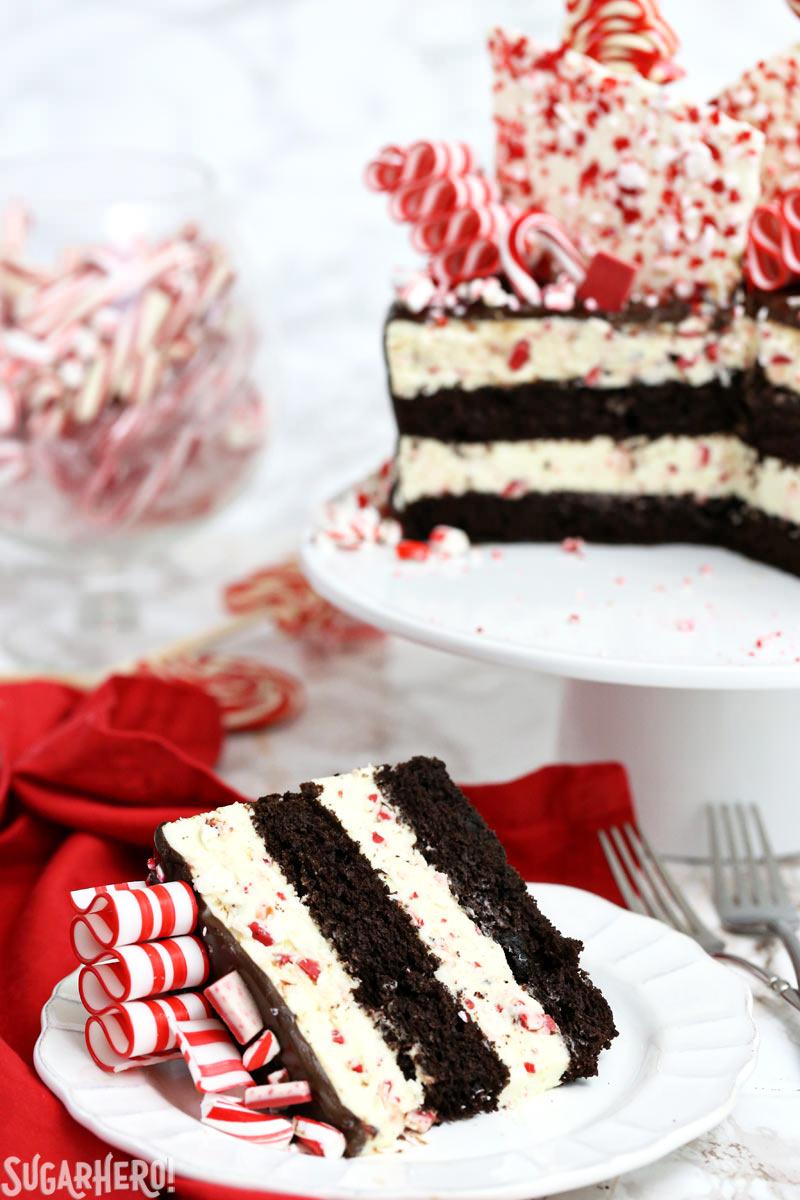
[375,757,616,1082]
[743,368,800,462]
[250,787,509,1121]
[153,824,371,1156]
[396,492,800,575]
[390,379,745,443]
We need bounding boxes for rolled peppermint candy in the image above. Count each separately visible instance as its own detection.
[500,209,588,307]
[70,881,148,912]
[200,1096,294,1146]
[70,880,198,962]
[78,935,209,1012]
[365,139,507,286]
[563,0,683,83]
[85,991,214,1072]
[746,204,793,291]
[242,1028,281,1071]
[172,1016,254,1093]
[244,1081,312,1110]
[204,971,263,1044]
[293,1117,347,1159]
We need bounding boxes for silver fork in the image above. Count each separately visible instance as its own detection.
[599,824,800,1012]
[708,803,800,988]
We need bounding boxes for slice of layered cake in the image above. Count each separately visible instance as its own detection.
[154,756,616,1155]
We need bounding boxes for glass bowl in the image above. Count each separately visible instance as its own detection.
[0,151,267,669]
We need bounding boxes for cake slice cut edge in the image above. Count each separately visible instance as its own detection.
[155,755,617,1155]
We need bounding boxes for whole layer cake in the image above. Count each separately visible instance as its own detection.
[368,9,800,575]
[154,755,616,1155]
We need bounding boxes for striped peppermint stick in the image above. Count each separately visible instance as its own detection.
[200,1096,294,1146]
[244,1081,312,1110]
[71,880,198,962]
[172,1017,254,1093]
[204,970,263,1044]
[242,1028,281,1071]
[85,991,214,1072]
[267,1068,289,1084]
[78,935,209,1012]
[293,1117,347,1159]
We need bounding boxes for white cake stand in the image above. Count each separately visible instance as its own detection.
[302,487,800,857]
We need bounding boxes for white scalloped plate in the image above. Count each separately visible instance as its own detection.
[35,885,757,1200]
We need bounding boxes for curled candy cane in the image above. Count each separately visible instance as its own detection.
[564,0,683,83]
[244,1081,312,1110]
[781,190,800,276]
[172,1016,254,1094]
[293,1117,347,1159]
[70,880,198,962]
[365,139,504,286]
[204,970,263,1044]
[85,991,214,1072]
[70,881,148,912]
[747,204,793,291]
[500,209,588,306]
[200,1096,294,1146]
[78,935,209,1012]
[365,141,474,195]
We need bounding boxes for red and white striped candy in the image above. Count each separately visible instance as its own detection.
[293,1117,346,1159]
[564,0,683,83]
[366,140,506,286]
[78,935,209,1012]
[242,1028,281,1071]
[139,654,304,734]
[244,1081,312,1110]
[70,881,148,912]
[70,880,198,962]
[405,1109,437,1134]
[200,1095,294,1146]
[500,209,588,307]
[782,190,800,276]
[746,204,793,291]
[172,1017,254,1093]
[204,971,263,1044]
[85,991,214,1072]
[789,0,800,15]
[267,1067,289,1084]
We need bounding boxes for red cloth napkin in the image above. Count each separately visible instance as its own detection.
[0,675,634,1200]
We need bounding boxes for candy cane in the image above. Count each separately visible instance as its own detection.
[70,881,148,912]
[242,1029,281,1071]
[293,1117,347,1159]
[200,1096,294,1146]
[244,1081,312,1110]
[172,1017,254,1093]
[70,881,198,962]
[788,0,800,16]
[78,935,209,1012]
[781,190,800,275]
[365,140,506,286]
[204,971,263,1044]
[500,209,588,306]
[85,991,214,1072]
[746,203,793,291]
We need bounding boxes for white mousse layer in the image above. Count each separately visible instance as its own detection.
[313,767,571,1105]
[758,320,800,395]
[395,435,800,526]
[396,434,744,504]
[387,314,754,399]
[161,804,423,1151]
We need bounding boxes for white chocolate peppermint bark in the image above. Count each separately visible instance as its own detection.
[716,46,800,202]
[490,28,764,302]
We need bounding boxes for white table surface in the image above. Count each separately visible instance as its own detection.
[0,0,799,1193]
